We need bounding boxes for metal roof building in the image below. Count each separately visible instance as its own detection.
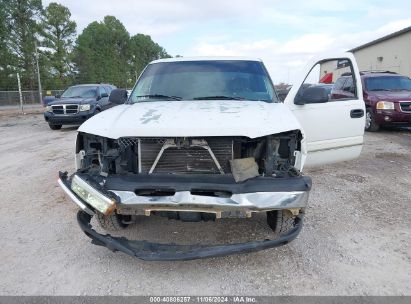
[349,26,411,77]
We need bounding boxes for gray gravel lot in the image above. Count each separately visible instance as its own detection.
[0,113,410,296]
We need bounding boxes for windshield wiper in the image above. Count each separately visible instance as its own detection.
[193,95,245,100]
[369,89,392,91]
[136,94,182,100]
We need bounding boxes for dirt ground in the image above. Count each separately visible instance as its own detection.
[0,113,410,296]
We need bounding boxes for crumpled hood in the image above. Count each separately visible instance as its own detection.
[370,91,411,101]
[49,97,95,105]
[78,100,302,139]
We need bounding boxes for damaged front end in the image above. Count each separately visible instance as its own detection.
[59,130,311,260]
[75,210,304,261]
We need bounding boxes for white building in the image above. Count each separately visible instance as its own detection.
[350,26,411,77]
[320,26,411,82]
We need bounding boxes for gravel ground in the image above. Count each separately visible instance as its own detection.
[0,113,410,296]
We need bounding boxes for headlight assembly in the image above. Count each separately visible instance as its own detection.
[71,175,116,215]
[376,101,394,110]
[45,105,52,112]
[79,104,91,111]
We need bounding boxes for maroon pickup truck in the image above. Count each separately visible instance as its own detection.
[331,71,411,131]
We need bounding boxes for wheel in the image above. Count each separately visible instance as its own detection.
[48,123,62,130]
[266,210,297,235]
[96,212,129,231]
[365,108,380,132]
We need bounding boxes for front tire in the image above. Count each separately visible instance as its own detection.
[267,210,297,235]
[48,123,62,130]
[96,212,129,231]
[365,108,380,132]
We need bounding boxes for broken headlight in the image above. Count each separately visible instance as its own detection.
[71,175,116,215]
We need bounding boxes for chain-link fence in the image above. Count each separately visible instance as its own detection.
[0,90,64,106]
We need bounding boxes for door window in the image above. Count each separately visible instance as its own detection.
[98,86,107,97]
[295,58,357,104]
[286,55,364,168]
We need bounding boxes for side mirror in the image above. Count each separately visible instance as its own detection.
[108,89,128,104]
[101,92,109,98]
[55,94,61,98]
[294,86,329,105]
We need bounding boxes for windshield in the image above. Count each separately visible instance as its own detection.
[365,76,411,91]
[130,60,276,103]
[61,86,97,98]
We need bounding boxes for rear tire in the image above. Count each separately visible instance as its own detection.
[365,108,380,132]
[267,210,297,235]
[96,212,129,231]
[48,124,62,130]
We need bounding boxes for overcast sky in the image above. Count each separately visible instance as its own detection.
[43,0,411,83]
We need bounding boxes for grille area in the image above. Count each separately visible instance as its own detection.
[118,137,233,174]
[52,105,64,114]
[52,104,79,114]
[66,105,79,114]
[400,102,411,112]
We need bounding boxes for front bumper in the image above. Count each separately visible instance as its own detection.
[61,172,311,216]
[44,110,95,125]
[77,210,304,261]
[375,109,411,126]
[59,172,310,260]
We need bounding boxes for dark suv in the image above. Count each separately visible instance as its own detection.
[44,84,117,130]
[332,71,411,131]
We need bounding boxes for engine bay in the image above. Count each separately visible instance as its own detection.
[76,130,302,180]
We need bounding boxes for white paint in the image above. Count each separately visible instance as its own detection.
[78,99,302,139]
[151,56,263,63]
[284,52,365,167]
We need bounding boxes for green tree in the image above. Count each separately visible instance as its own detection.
[2,0,42,89]
[74,16,129,87]
[40,2,76,88]
[128,34,170,85]
[0,3,14,89]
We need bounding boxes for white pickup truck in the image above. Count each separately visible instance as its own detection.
[58,54,365,260]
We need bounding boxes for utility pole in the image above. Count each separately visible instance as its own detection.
[35,41,42,104]
[17,73,24,114]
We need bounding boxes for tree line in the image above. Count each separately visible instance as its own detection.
[0,0,171,91]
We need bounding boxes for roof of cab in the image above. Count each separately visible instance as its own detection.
[340,71,402,79]
[150,56,263,64]
[360,72,402,78]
